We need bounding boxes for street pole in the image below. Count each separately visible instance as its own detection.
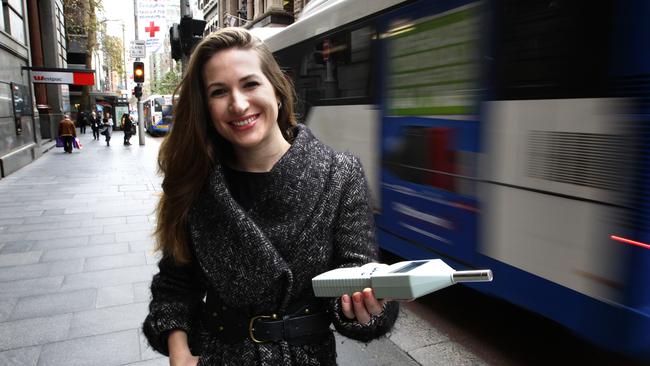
[134,0,145,146]
[180,0,191,71]
[122,23,127,95]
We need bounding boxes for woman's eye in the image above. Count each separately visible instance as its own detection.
[211,89,226,97]
[244,81,259,88]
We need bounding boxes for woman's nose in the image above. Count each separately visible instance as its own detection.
[229,89,249,114]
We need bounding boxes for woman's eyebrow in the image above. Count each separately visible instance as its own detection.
[205,74,260,89]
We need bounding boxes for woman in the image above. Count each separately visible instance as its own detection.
[102,112,114,146]
[91,111,101,140]
[121,113,133,145]
[142,28,398,366]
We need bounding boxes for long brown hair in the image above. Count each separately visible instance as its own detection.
[155,27,297,264]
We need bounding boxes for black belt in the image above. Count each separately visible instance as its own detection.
[203,300,332,345]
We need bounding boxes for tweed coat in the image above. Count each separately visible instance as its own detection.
[143,124,399,365]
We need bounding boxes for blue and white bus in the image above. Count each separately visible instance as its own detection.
[142,94,173,135]
[264,0,650,360]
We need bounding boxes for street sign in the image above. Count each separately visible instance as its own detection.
[130,40,146,59]
[30,69,95,85]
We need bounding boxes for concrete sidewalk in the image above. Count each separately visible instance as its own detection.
[0,130,481,366]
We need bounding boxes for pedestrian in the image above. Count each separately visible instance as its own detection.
[77,110,88,134]
[142,28,399,366]
[101,112,113,146]
[58,114,76,154]
[90,111,101,140]
[121,113,133,145]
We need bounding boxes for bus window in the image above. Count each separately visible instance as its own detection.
[491,0,613,99]
[275,25,376,119]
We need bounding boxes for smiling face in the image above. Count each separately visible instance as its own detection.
[203,48,286,154]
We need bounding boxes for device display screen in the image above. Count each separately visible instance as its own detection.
[390,260,428,273]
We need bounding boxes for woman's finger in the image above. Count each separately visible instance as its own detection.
[341,294,355,319]
[352,292,371,324]
[362,288,384,316]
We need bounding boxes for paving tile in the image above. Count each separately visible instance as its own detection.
[84,252,146,272]
[408,341,488,366]
[124,357,168,366]
[0,240,36,254]
[0,262,51,282]
[81,217,125,227]
[96,284,135,308]
[334,332,419,366]
[31,236,89,250]
[61,265,156,291]
[133,281,151,303]
[38,329,140,366]
[10,289,97,320]
[104,223,153,234]
[6,221,79,233]
[0,211,43,220]
[0,345,41,366]
[0,219,24,226]
[118,184,149,192]
[42,209,66,216]
[389,307,450,352]
[0,232,29,244]
[129,240,156,253]
[40,243,129,262]
[48,258,85,276]
[88,233,115,245]
[26,226,103,241]
[145,251,161,265]
[0,314,71,350]
[115,229,154,243]
[138,329,160,361]
[0,297,18,322]
[0,251,43,268]
[94,208,154,219]
[127,216,148,224]
[0,276,63,296]
[23,213,91,225]
[68,302,149,338]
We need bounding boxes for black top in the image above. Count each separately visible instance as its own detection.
[222,165,271,211]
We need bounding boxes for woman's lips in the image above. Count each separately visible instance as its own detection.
[229,113,260,131]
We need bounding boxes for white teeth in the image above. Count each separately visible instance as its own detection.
[232,115,257,127]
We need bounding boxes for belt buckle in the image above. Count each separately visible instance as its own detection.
[248,314,276,344]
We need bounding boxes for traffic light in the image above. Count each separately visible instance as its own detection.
[133,62,144,83]
[170,24,182,61]
[180,17,206,59]
[134,85,143,99]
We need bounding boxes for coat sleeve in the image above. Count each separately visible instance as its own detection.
[142,255,206,356]
[328,154,399,342]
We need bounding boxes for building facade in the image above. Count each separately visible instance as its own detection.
[199,0,311,34]
[0,0,41,178]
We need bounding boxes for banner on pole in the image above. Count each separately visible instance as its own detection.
[138,0,167,54]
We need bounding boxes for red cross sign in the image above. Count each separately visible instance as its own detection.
[145,21,160,38]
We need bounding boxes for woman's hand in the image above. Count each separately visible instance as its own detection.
[340,288,386,325]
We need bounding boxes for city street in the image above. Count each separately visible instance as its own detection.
[0,131,486,366]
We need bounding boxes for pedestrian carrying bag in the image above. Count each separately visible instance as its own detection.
[100,128,108,136]
[131,125,137,135]
[55,137,64,148]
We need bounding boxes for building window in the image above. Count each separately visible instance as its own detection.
[56,1,67,62]
[2,0,26,44]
